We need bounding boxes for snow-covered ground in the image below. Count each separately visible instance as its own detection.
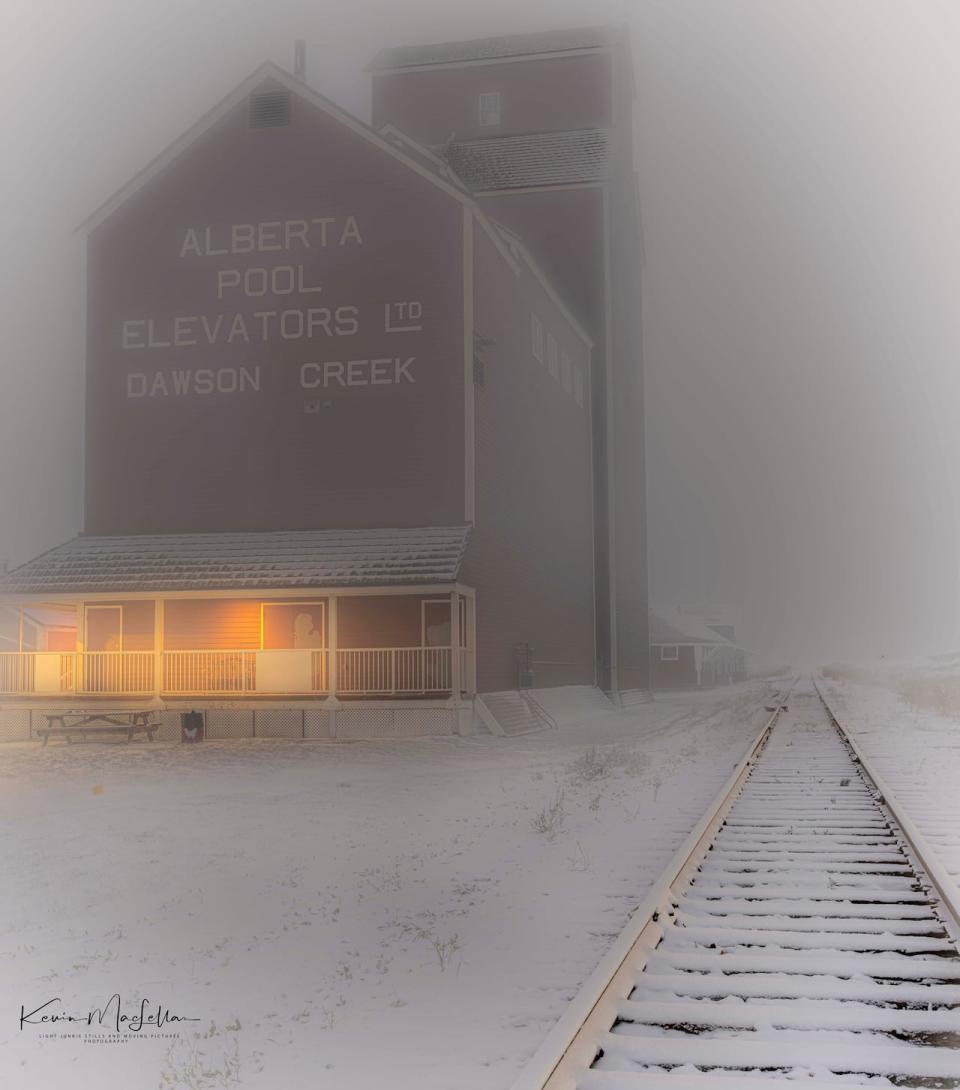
[820,663,960,890]
[1,682,777,1090]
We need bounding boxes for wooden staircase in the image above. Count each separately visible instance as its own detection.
[475,691,553,736]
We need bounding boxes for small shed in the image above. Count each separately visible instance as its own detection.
[649,607,747,689]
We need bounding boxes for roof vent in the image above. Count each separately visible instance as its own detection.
[249,90,291,129]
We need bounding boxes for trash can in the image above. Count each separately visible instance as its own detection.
[180,710,204,743]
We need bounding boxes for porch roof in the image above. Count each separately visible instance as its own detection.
[0,527,470,595]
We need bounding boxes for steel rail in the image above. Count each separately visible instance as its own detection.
[508,674,960,1089]
[508,678,798,1090]
[814,674,960,941]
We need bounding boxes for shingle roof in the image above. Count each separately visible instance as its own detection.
[442,129,609,191]
[378,124,473,194]
[0,527,470,595]
[649,608,732,647]
[368,27,610,71]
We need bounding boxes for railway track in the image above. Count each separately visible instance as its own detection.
[511,678,960,1089]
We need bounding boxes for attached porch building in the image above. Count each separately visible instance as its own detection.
[0,528,475,724]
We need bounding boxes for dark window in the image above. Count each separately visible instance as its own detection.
[249,91,291,129]
[478,91,501,126]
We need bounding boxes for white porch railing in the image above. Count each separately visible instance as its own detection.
[161,650,329,695]
[0,647,469,698]
[78,651,154,694]
[336,647,453,695]
[162,650,257,695]
[0,652,41,693]
[0,651,153,695]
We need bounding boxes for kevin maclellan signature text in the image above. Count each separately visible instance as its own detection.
[20,994,201,1033]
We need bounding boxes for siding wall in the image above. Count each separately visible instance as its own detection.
[163,599,260,650]
[46,629,77,652]
[338,595,443,648]
[651,646,699,690]
[479,188,612,688]
[371,54,612,144]
[461,227,595,692]
[86,77,465,536]
[650,645,744,689]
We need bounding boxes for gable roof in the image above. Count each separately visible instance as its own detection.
[443,129,609,191]
[79,62,469,235]
[377,123,473,195]
[76,63,591,341]
[0,527,470,595]
[367,27,611,71]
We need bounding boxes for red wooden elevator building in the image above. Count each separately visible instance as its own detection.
[0,26,648,740]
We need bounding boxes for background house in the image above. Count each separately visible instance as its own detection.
[649,605,747,689]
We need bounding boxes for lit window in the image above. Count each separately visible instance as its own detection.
[561,351,572,394]
[547,334,559,380]
[531,314,544,362]
[660,645,680,661]
[573,367,585,407]
[478,91,501,127]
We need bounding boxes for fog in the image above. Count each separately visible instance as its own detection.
[2,0,958,665]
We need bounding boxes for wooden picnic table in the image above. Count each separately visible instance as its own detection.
[37,710,160,746]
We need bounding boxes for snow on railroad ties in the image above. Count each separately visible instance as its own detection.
[0,682,773,1090]
[574,687,960,1087]
[821,662,960,889]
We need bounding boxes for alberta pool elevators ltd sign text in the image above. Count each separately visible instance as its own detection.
[121,215,425,399]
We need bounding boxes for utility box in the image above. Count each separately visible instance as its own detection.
[180,710,204,743]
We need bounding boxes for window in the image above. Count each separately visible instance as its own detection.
[573,366,585,408]
[546,334,559,380]
[561,351,573,394]
[261,602,325,649]
[478,91,501,127]
[85,605,122,652]
[531,314,544,362]
[421,599,467,648]
[660,645,680,661]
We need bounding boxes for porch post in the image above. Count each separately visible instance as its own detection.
[18,606,24,694]
[153,599,164,698]
[74,605,83,696]
[450,591,462,698]
[466,594,477,695]
[327,595,338,698]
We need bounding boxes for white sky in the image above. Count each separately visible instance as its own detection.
[2,0,959,663]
